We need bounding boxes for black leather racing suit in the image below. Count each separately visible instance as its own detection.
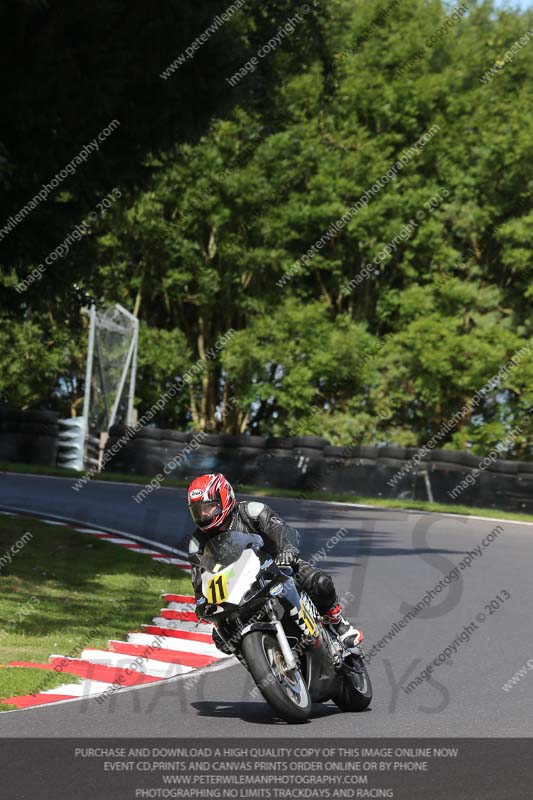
[188,500,338,621]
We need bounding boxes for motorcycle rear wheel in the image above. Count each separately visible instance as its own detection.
[333,655,373,712]
[241,631,311,723]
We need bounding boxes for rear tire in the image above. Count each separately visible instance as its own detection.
[334,655,373,712]
[241,631,311,723]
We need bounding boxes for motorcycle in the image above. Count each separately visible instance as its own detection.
[195,530,372,723]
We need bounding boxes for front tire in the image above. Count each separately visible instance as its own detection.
[333,654,373,712]
[241,631,311,723]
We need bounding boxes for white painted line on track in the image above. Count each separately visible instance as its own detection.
[322,499,533,528]
[6,470,532,529]
[40,680,112,698]
[126,632,221,657]
[77,650,193,678]
[151,618,214,633]
[166,601,195,611]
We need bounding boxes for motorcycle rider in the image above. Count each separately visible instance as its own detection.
[186,473,362,654]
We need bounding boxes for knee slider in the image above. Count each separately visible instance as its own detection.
[316,573,335,598]
[312,572,337,613]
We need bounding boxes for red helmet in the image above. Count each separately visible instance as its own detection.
[187,473,236,531]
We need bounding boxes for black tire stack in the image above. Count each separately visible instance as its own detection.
[256,437,296,488]
[290,436,330,491]
[100,422,533,514]
[218,434,267,484]
[104,426,169,475]
[0,408,59,466]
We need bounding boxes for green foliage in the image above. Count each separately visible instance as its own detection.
[1,0,532,456]
[136,325,192,427]
[0,308,85,414]
[222,297,376,435]
[0,515,189,701]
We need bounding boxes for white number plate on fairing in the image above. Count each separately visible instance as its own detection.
[201,549,261,610]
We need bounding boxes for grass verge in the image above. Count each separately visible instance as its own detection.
[2,460,533,524]
[0,515,190,709]
[0,668,72,710]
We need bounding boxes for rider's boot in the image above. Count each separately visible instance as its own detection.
[324,603,363,648]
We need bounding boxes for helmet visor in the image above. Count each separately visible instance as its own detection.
[189,500,221,529]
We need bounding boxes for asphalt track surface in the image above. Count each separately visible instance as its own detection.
[0,472,532,737]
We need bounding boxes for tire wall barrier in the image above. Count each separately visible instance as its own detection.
[103,428,533,515]
[0,408,59,466]
[1,409,531,514]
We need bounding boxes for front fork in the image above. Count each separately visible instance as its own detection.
[236,600,299,672]
[265,600,297,671]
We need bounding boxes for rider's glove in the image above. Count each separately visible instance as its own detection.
[275,546,299,567]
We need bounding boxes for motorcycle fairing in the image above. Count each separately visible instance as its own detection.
[201,548,261,607]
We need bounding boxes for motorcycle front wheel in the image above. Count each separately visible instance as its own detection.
[241,631,311,723]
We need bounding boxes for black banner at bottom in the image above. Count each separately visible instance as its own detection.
[2,738,532,800]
